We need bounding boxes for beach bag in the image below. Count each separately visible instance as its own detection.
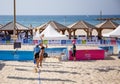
[43,52,48,58]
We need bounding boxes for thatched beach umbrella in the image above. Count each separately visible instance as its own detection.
[96,20,119,39]
[68,20,96,39]
[0,21,32,37]
[34,21,68,34]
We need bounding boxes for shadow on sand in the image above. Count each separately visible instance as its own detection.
[104,56,116,60]
[94,66,120,72]
[15,68,30,71]
[7,76,76,83]
[6,64,32,68]
[41,69,80,75]
[0,62,5,70]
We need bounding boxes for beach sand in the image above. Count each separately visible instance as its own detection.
[0,56,120,84]
[0,45,120,84]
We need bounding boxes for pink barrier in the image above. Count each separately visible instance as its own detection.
[69,49,105,60]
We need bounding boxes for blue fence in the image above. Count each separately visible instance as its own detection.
[0,47,68,61]
[0,50,34,61]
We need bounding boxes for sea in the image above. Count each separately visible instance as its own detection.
[0,15,120,28]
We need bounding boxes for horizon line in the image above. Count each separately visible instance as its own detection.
[0,14,120,16]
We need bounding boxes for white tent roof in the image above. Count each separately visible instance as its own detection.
[33,24,68,40]
[102,25,120,37]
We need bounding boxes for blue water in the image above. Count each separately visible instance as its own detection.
[0,15,120,27]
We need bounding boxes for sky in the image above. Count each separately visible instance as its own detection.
[0,0,120,15]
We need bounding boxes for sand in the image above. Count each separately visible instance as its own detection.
[0,57,120,84]
[0,45,120,84]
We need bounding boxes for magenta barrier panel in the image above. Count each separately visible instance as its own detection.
[69,49,105,60]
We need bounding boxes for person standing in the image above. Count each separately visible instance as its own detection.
[34,44,40,72]
[72,41,76,61]
[39,43,45,67]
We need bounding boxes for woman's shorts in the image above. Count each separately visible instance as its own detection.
[72,50,76,57]
[35,52,39,59]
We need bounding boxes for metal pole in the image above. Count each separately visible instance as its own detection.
[64,16,66,26]
[13,0,16,35]
[100,10,102,23]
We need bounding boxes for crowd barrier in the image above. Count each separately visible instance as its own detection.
[0,39,119,45]
[69,49,105,60]
[0,47,68,61]
[45,47,68,60]
[0,50,34,61]
[99,46,114,55]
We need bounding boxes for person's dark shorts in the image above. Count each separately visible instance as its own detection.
[72,50,76,57]
[35,52,39,59]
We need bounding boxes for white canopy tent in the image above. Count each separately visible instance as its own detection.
[33,24,68,40]
[102,25,120,38]
[33,31,40,40]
